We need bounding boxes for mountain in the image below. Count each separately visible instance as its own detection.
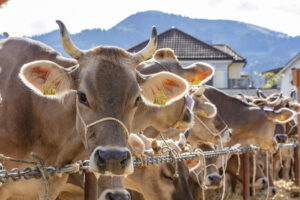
[30,10,300,78]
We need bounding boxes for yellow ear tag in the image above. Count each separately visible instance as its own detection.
[153,90,167,106]
[279,115,287,121]
[200,110,208,117]
[192,76,201,85]
[42,80,56,95]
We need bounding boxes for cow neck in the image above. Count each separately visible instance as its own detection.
[204,86,252,127]
[170,95,188,128]
[194,112,229,137]
[75,98,130,151]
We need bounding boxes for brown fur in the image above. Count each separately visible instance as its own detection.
[154,48,177,60]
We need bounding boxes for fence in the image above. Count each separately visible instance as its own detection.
[0,142,298,200]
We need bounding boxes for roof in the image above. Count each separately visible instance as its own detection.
[278,52,300,74]
[262,66,283,74]
[212,44,246,63]
[128,27,234,60]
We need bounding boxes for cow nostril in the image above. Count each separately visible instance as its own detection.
[106,192,130,200]
[272,188,277,195]
[120,151,130,168]
[106,192,114,200]
[208,175,214,181]
[262,179,267,185]
[97,151,105,167]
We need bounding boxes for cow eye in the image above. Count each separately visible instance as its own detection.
[77,91,89,106]
[161,170,174,181]
[162,173,174,181]
[134,96,141,107]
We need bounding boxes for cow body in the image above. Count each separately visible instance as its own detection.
[204,86,295,151]
[0,37,80,199]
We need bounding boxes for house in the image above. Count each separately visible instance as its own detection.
[276,52,300,96]
[128,27,247,89]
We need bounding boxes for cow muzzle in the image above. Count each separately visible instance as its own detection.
[105,191,131,200]
[274,134,288,144]
[99,189,131,200]
[90,147,133,176]
[205,172,222,187]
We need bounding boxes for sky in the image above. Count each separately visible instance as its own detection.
[1,0,300,37]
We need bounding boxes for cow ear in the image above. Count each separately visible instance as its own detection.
[19,60,76,98]
[289,101,300,114]
[194,101,217,118]
[139,72,188,106]
[182,62,214,85]
[265,108,296,124]
[128,134,145,155]
[185,159,200,170]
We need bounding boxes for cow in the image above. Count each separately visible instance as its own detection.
[0,21,189,199]
[226,152,277,197]
[142,86,231,146]
[188,143,223,200]
[135,48,231,145]
[273,141,295,181]
[203,86,296,151]
[123,133,194,200]
[57,176,130,200]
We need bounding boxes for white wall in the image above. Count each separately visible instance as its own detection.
[280,57,300,96]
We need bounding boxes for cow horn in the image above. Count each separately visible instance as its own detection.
[133,26,158,64]
[183,128,191,139]
[56,20,83,60]
[256,89,266,99]
[268,96,282,107]
[195,85,205,96]
[290,90,296,99]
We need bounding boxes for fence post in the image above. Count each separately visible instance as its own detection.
[243,149,250,200]
[84,172,97,200]
[292,68,300,186]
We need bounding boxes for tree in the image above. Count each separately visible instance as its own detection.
[254,71,284,89]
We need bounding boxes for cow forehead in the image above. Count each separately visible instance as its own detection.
[81,64,139,100]
[79,46,136,69]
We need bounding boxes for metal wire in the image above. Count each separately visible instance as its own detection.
[0,142,297,184]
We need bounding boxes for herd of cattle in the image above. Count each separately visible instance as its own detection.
[0,21,299,200]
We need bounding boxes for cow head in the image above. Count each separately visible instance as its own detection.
[187,144,222,189]
[137,48,214,86]
[98,176,130,200]
[127,134,193,200]
[19,21,188,176]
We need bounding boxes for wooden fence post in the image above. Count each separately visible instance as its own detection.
[292,68,300,186]
[84,172,97,200]
[243,150,250,200]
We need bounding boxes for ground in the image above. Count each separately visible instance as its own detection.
[204,180,300,200]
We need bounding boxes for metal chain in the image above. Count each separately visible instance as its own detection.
[0,142,297,184]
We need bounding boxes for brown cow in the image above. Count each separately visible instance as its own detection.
[124,133,194,200]
[0,21,189,199]
[57,176,129,200]
[203,86,296,151]
[136,48,231,144]
[226,152,277,197]
[188,143,223,200]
